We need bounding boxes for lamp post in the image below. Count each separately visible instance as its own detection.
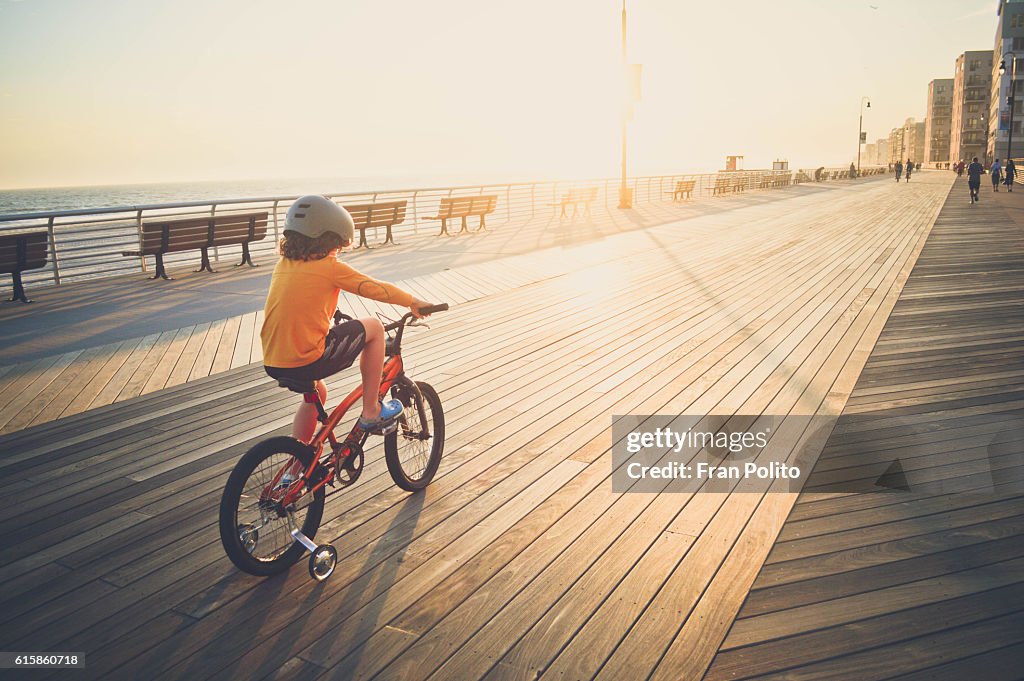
[980,112,986,166]
[1000,54,1017,162]
[857,97,870,173]
[618,0,630,209]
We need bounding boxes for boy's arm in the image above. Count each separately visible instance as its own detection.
[332,261,414,307]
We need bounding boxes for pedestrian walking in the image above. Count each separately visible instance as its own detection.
[1005,158,1016,192]
[991,158,1003,191]
[895,160,903,181]
[957,160,965,177]
[905,160,913,182]
[849,162,857,179]
[967,156,984,204]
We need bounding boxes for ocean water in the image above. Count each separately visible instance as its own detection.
[0,171,582,216]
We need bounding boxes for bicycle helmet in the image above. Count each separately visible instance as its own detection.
[284,195,354,242]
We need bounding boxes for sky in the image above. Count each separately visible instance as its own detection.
[0,0,1003,189]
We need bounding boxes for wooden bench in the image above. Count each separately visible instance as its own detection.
[666,179,696,201]
[0,231,48,303]
[426,195,498,236]
[122,211,268,281]
[344,201,408,248]
[552,187,598,219]
[711,175,732,196]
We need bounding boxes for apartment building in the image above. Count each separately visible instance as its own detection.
[950,50,994,164]
[988,0,1024,160]
[924,79,954,166]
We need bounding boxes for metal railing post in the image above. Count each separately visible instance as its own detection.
[210,204,219,263]
[271,200,280,243]
[371,193,378,241]
[412,191,419,235]
[47,216,61,285]
[136,209,147,273]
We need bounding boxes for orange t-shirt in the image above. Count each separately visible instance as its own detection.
[261,256,413,368]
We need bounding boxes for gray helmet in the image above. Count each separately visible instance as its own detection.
[284,195,354,241]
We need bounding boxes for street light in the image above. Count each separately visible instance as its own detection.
[857,97,871,173]
[1000,54,1017,162]
[618,1,630,209]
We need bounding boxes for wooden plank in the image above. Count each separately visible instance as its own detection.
[230,312,257,368]
[115,329,179,402]
[210,314,242,375]
[56,340,137,418]
[165,322,212,387]
[249,309,265,364]
[139,325,197,395]
[188,316,226,381]
[88,332,162,408]
[0,350,83,432]
[13,344,114,430]
[705,586,1024,680]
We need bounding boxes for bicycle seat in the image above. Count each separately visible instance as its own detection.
[276,377,316,394]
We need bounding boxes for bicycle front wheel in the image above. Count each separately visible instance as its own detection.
[219,436,325,576]
[385,379,445,491]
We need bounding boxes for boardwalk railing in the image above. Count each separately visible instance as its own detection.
[0,166,878,294]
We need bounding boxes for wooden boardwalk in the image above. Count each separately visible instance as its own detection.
[0,172,981,681]
[0,179,850,435]
[0,257,553,434]
[704,177,1024,680]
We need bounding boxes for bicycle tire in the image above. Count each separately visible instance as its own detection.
[385,379,445,491]
[219,436,325,576]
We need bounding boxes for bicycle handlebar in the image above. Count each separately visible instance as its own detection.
[417,303,449,315]
[384,303,448,333]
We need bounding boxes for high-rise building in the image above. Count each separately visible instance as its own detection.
[988,1,1024,161]
[875,138,889,166]
[951,50,994,164]
[924,79,954,166]
[895,118,927,165]
[864,143,877,165]
[888,126,906,165]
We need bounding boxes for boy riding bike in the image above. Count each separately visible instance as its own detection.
[261,195,432,442]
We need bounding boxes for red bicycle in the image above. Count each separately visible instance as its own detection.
[218,304,448,582]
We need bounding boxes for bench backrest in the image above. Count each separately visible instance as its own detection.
[140,212,268,254]
[676,180,696,191]
[436,195,498,218]
[564,187,598,202]
[343,201,408,229]
[0,231,48,275]
[714,175,731,188]
[211,212,268,247]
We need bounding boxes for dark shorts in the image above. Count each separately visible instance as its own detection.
[969,179,981,189]
[265,319,366,384]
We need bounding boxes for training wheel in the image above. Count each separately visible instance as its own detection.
[237,524,259,554]
[309,544,338,582]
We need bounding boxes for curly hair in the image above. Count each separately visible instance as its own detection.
[279,230,348,261]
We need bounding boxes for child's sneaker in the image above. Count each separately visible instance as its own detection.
[357,399,404,434]
[274,472,297,495]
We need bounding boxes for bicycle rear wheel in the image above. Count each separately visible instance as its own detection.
[219,436,325,576]
[385,379,445,491]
